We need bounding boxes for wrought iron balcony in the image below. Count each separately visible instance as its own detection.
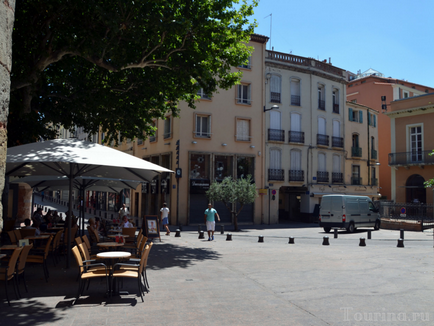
[271,92,281,103]
[332,172,343,184]
[317,171,329,183]
[388,150,434,166]
[371,149,377,160]
[291,95,300,106]
[288,131,304,144]
[351,177,362,185]
[351,146,362,157]
[333,103,339,114]
[289,170,304,182]
[371,178,378,186]
[317,134,329,146]
[332,136,343,148]
[268,169,284,181]
[318,99,325,110]
[268,129,285,142]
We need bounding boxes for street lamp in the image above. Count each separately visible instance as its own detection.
[264,105,279,112]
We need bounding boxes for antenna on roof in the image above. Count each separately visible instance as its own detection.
[264,13,272,50]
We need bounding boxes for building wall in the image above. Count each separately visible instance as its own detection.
[387,93,434,204]
[346,76,434,201]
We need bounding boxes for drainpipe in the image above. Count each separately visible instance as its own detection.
[367,108,370,186]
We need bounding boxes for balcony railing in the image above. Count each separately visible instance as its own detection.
[351,177,362,185]
[351,146,362,157]
[289,170,304,182]
[271,92,281,103]
[371,178,378,186]
[332,136,343,148]
[318,99,325,110]
[371,149,377,160]
[268,129,285,142]
[268,169,284,181]
[291,95,300,106]
[333,103,339,114]
[317,171,329,183]
[317,134,329,146]
[388,150,434,166]
[288,131,304,144]
[332,172,343,184]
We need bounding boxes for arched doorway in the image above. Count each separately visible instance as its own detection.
[406,174,426,203]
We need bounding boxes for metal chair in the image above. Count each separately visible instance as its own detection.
[16,244,33,295]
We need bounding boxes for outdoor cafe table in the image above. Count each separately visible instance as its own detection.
[0,245,17,250]
[97,242,124,250]
[25,235,50,241]
[47,227,64,232]
[107,234,129,239]
[96,251,132,296]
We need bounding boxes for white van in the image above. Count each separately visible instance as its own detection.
[319,195,381,233]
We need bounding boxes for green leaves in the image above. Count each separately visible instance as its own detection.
[9,0,257,146]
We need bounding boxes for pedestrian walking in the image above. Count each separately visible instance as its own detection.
[204,203,220,241]
[118,203,128,220]
[160,203,170,235]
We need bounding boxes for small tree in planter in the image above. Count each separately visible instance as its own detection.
[206,175,257,231]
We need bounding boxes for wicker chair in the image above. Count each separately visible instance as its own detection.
[0,246,23,305]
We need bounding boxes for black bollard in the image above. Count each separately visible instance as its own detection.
[334,229,338,239]
[322,236,330,246]
[359,238,366,247]
[258,235,264,243]
[397,238,404,248]
[175,229,181,237]
[198,230,205,239]
[288,237,295,244]
[367,230,371,239]
[226,233,232,241]
[220,225,225,234]
[400,229,404,240]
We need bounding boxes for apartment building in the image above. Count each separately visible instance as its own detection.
[346,69,434,200]
[263,52,348,223]
[386,93,434,204]
[119,34,269,226]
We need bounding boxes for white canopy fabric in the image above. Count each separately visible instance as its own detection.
[10,175,141,193]
[6,138,173,268]
[6,138,172,181]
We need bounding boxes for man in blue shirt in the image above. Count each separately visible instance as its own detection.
[204,203,220,241]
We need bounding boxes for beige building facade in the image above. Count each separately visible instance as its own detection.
[386,93,434,204]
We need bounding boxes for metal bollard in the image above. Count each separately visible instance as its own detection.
[397,238,404,248]
[175,229,181,237]
[198,230,205,239]
[334,229,338,239]
[220,225,225,234]
[258,235,264,243]
[322,236,330,246]
[400,229,404,240]
[226,233,232,241]
[288,237,295,244]
[367,230,371,239]
[359,238,366,246]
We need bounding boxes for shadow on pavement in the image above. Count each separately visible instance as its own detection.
[148,243,221,270]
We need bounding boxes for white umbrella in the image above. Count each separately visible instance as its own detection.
[6,138,173,267]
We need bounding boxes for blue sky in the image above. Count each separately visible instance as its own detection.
[249,0,434,87]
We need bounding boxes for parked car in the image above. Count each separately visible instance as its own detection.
[319,195,381,233]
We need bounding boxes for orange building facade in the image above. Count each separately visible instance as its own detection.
[346,70,434,200]
[386,93,434,204]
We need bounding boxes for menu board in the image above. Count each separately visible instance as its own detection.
[144,215,161,241]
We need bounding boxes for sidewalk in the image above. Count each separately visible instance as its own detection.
[1,222,433,325]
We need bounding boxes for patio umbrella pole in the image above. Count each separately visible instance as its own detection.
[66,164,73,269]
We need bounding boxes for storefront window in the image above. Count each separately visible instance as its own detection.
[190,154,210,180]
[215,155,233,181]
[237,156,254,180]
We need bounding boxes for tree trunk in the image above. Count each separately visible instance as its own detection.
[0,0,16,233]
[233,212,238,231]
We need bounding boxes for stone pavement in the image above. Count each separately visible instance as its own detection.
[1,221,433,325]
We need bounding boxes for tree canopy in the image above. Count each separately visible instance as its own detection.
[206,175,257,230]
[9,0,258,146]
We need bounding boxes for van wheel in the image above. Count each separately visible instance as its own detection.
[374,220,381,230]
[324,227,331,233]
[347,222,355,233]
